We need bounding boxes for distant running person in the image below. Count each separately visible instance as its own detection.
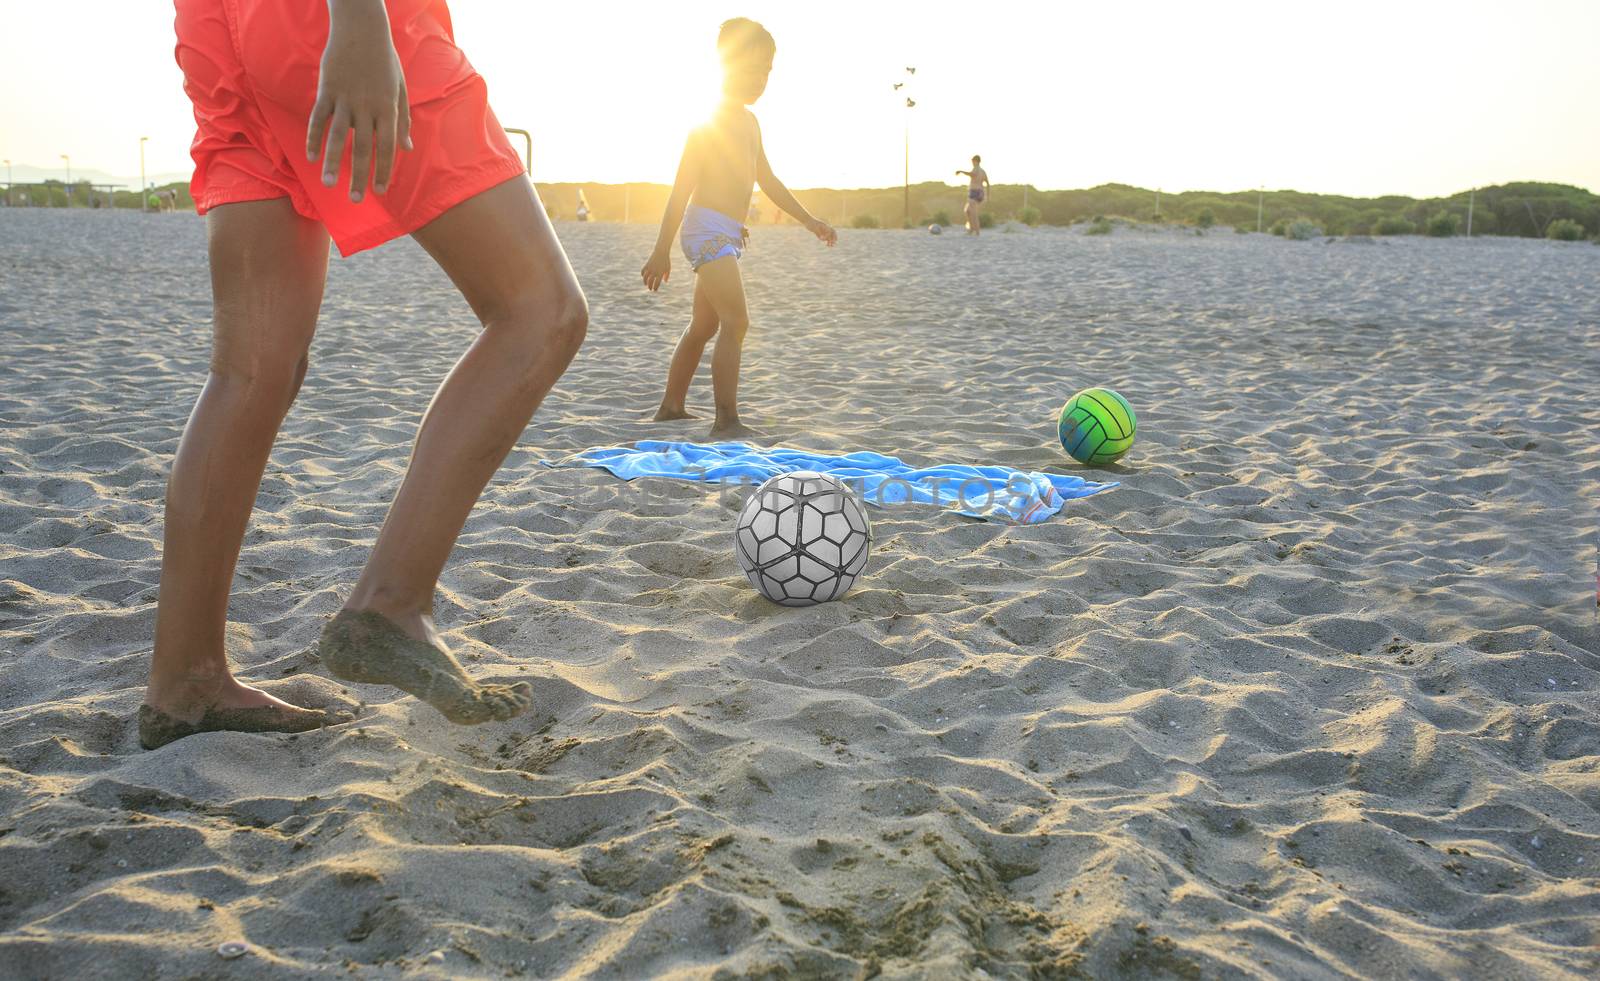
[956,155,989,235]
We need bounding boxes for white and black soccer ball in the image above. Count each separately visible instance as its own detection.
[928,224,943,235]
[734,471,871,606]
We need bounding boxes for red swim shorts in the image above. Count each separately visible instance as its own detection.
[174,0,525,256]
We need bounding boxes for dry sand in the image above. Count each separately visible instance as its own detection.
[1,208,1597,979]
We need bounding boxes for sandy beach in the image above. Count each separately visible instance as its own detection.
[1,208,1597,978]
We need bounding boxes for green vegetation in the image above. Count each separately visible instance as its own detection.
[9,175,1592,242]
[1546,218,1585,241]
[2,179,194,211]
[1286,220,1321,241]
[777,180,1597,239]
[1426,211,1460,237]
[1373,215,1416,236]
[1195,208,1215,229]
[978,211,994,229]
[927,210,951,227]
[850,214,880,229]
[1085,217,1113,236]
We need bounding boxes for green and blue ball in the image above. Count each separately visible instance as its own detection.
[1058,388,1136,465]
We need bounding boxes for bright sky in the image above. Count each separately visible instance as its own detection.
[3,0,1596,198]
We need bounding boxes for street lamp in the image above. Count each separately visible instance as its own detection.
[61,154,71,208]
[140,137,149,212]
[895,66,916,228]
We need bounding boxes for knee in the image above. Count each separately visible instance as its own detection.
[209,348,309,411]
[687,316,719,342]
[548,291,589,359]
[496,286,588,361]
[719,315,750,341]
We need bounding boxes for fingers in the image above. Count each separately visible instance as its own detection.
[373,109,397,194]
[306,97,333,163]
[321,108,351,189]
[641,262,671,292]
[347,114,374,202]
[398,83,413,151]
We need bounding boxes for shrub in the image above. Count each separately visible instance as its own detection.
[1269,218,1289,236]
[1195,208,1216,229]
[979,211,994,229]
[1426,211,1460,237]
[1018,205,1041,226]
[1373,215,1415,236]
[1085,218,1113,236]
[1285,219,1321,241]
[850,214,880,229]
[1234,225,1251,233]
[1546,218,1585,241]
[929,210,951,227]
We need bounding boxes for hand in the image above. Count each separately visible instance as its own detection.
[641,249,671,291]
[807,218,837,247]
[305,0,412,202]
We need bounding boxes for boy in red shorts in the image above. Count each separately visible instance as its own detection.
[142,0,587,748]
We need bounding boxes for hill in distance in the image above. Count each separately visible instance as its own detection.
[6,171,1595,240]
[533,180,1599,239]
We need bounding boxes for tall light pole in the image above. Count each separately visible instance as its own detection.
[61,154,71,208]
[1256,185,1264,233]
[895,66,915,228]
[3,159,9,207]
[139,137,149,212]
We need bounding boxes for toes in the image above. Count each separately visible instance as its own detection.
[484,685,532,721]
[439,695,495,725]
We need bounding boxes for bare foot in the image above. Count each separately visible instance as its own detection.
[709,419,762,441]
[139,676,349,750]
[652,406,697,421]
[319,609,533,725]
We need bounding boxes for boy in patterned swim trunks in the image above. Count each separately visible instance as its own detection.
[640,17,837,439]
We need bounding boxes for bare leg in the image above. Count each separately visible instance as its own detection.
[142,198,348,749]
[692,257,758,439]
[653,277,718,420]
[321,177,586,724]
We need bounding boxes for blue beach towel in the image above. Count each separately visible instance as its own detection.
[545,441,1114,524]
